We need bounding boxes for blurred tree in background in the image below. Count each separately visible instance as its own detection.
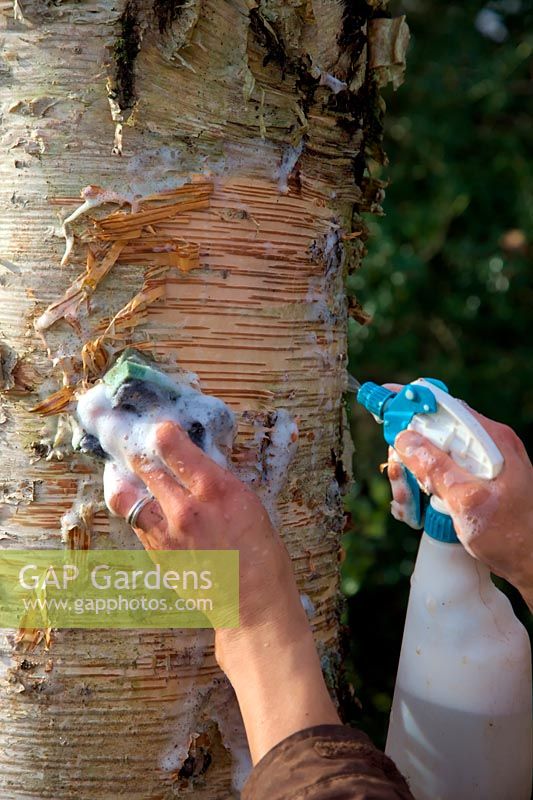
[343,0,533,747]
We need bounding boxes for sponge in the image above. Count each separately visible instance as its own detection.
[76,348,237,468]
[103,349,180,398]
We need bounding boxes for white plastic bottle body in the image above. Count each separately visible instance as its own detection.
[385,533,532,800]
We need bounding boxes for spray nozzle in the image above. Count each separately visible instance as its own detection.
[357,380,440,446]
[355,377,503,538]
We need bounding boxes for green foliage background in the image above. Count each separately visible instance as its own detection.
[343,0,533,747]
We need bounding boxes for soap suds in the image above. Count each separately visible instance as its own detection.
[319,72,348,94]
[155,630,213,775]
[76,365,237,501]
[276,140,304,194]
[158,663,252,793]
[454,485,501,543]
[208,681,252,794]
[300,593,316,620]
[310,64,348,95]
[159,686,205,773]
[257,409,299,522]
[76,350,298,537]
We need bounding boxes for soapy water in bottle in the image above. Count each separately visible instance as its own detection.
[388,688,532,800]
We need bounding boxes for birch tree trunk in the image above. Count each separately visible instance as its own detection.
[0,1,407,797]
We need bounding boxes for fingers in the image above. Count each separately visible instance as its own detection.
[461,408,529,463]
[103,461,143,517]
[128,450,190,513]
[394,430,474,500]
[388,452,409,504]
[153,421,229,498]
[104,459,198,550]
[387,448,423,529]
[103,461,166,533]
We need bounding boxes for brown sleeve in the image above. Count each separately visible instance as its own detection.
[242,724,413,800]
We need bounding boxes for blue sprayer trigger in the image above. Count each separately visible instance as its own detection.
[356,379,448,528]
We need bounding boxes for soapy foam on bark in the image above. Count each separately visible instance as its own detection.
[76,363,298,535]
[207,681,252,793]
[258,409,298,522]
[300,593,316,620]
[76,373,236,483]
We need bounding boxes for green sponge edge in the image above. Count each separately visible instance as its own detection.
[103,349,180,397]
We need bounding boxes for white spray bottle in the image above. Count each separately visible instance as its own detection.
[356,377,532,800]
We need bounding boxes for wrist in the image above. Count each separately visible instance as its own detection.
[215,587,310,679]
[215,549,307,674]
[215,600,340,764]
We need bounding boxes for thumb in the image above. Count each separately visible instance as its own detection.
[394,430,472,499]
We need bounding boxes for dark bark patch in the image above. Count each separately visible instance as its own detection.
[177,732,213,788]
[152,0,187,34]
[249,7,288,72]
[332,450,348,488]
[0,342,18,391]
[329,73,385,180]
[113,0,142,114]
[332,2,389,177]
[295,56,320,116]
[338,1,371,82]
[30,441,51,459]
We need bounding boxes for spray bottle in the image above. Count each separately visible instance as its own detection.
[356,377,532,800]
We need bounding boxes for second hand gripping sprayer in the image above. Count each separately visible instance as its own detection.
[356,377,532,800]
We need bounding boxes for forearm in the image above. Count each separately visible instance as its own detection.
[217,610,340,764]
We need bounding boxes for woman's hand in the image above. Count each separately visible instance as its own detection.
[393,410,533,610]
[106,420,300,632]
[105,420,340,762]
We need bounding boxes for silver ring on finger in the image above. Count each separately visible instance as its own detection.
[126,494,154,528]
